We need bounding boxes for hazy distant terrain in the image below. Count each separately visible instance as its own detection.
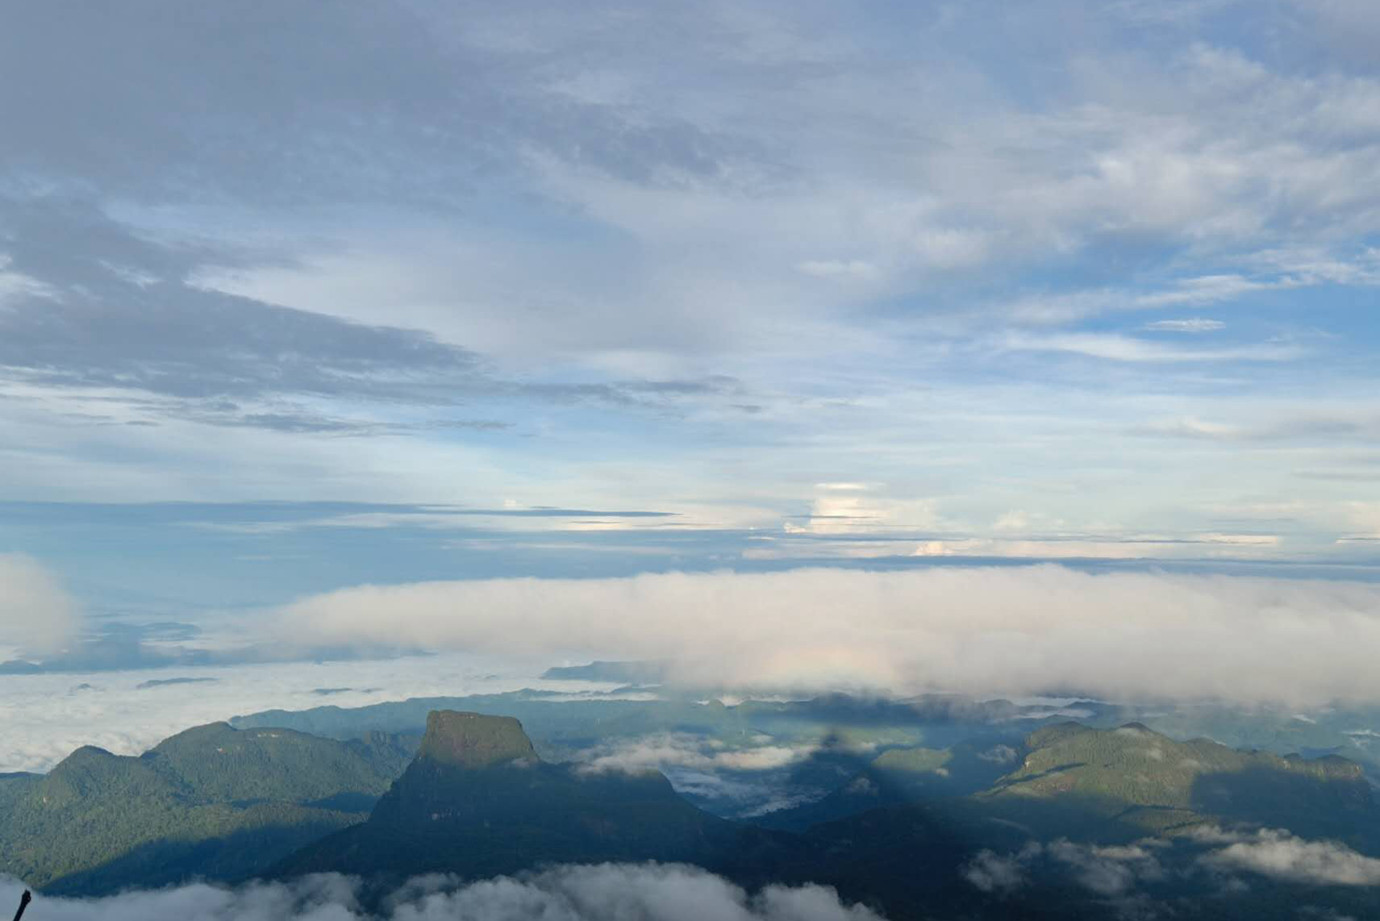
[5,678,1379,918]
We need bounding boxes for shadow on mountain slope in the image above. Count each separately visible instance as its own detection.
[274,711,809,891]
[41,818,357,896]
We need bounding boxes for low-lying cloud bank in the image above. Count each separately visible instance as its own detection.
[965,840,1167,899]
[0,652,615,773]
[0,864,881,921]
[573,733,823,818]
[1197,828,1380,886]
[0,554,78,655]
[965,828,1380,901]
[279,566,1380,706]
[578,733,816,776]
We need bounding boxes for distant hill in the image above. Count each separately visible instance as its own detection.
[540,660,668,684]
[758,721,1378,855]
[276,710,801,884]
[0,723,418,894]
[791,723,1380,920]
[230,689,1038,773]
[979,722,1376,843]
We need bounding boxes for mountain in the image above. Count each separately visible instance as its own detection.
[277,710,800,884]
[978,722,1377,843]
[792,724,1380,921]
[762,721,1376,844]
[229,689,1047,766]
[6,709,1379,921]
[0,723,418,894]
[412,710,537,767]
[757,739,1019,831]
[540,660,669,685]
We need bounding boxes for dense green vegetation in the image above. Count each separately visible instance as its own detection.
[0,723,417,893]
[981,722,1376,843]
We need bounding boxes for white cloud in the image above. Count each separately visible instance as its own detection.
[577,733,815,775]
[0,652,628,773]
[965,839,1165,898]
[1046,840,1164,897]
[0,257,56,306]
[1143,318,1225,333]
[0,555,79,655]
[1000,332,1300,363]
[278,566,1380,707]
[785,485,942,536]
[977,744,1019,764]
[796,260,881,281]
[162,14,1380,364]
[1202,828,1380,886]
[913,228,992,269]
[963,849,1029,893]
[571,734,823,815]
[1136,276,1271,309]
[0,864,882,921]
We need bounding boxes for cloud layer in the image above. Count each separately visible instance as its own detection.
[280,565,1380,706]
[0,554,78,655]
[1200,828,1380,886]
[966,827,1380,904]
[0,652,607,773]
[0,864,880,921]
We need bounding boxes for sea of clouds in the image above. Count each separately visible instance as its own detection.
[0,653,616,774]
[0,865,881,921]
[5,832,1376,921]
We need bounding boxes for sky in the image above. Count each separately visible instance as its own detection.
[2,1,1380,697]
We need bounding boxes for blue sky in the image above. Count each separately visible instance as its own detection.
[2,0,1379,629]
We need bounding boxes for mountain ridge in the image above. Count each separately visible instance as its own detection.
[0,722,418,893]
[275,709,803,885]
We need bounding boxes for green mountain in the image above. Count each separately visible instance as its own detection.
[791,724,1380,921]
[762,721,1376,843]
[277,709,801,884]
[0,723,418,894]
[979,722,1376,843]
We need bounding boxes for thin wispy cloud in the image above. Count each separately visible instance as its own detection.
[1143,318,1225,333]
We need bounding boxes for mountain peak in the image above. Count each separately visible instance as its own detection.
[416,710,536,769]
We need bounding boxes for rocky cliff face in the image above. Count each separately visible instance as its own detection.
[414,711,537,769]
